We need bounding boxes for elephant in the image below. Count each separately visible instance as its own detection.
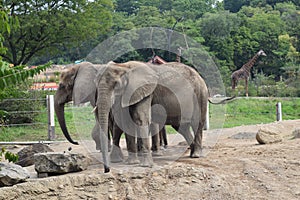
[94,61,209,173]
[54,62,111,150]
[54,62,167,158]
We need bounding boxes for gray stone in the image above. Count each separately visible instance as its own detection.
[0,162,30,187]
[293,128,300,139]
[230,132,257,139]
[34,152,89,176]
[256,127,282,144]
[16,143,54,167]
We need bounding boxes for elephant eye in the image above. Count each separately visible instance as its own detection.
[59,83,65,89]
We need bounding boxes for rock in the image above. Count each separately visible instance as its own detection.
[16,143,54,167]
[256,127,282,144]
[230,132,257,139]
[0,162,30,187]
[34,152,89,177]
[292,129,300,139]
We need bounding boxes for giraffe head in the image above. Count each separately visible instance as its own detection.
[258,49,267,56]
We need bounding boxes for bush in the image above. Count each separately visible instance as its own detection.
[0,81,47,125]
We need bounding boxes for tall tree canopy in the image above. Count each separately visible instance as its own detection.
[1,0,113,65]
[1,0,299,96]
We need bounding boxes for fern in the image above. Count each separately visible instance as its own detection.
[0,61,51,90]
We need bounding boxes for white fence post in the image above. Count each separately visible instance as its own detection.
[276,102,282,121]
[47,95,55,140]
[204,103,209,130]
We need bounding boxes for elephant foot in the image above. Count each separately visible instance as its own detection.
[110,146,124,163]
[152,150,163,157]
[126,152,140,165]
[190,145,202,158]
[140,153,153,167]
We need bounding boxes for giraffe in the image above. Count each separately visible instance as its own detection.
[175,46,184,63]
[231,49,267,97]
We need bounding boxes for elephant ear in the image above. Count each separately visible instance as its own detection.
[120,65,158,108]
[73,62,98,106]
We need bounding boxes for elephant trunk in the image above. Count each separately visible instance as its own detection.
[54,96,79,145]
[96,86,112,173]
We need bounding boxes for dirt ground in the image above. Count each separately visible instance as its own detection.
[0,119,299,200]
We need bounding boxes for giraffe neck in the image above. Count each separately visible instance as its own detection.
[175,54,181,62]
[242,52,260,72]
[175,47,182,63]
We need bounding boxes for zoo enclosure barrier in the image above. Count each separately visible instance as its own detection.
[0,96,298,142]
[0,95,56,141]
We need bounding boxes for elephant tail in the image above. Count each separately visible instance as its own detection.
[208,95,236,105]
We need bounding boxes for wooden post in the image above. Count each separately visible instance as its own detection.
[276,102,282,121]
[47,95,55,140]
[204,103,209,130]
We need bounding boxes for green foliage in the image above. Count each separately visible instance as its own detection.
[0,96,44,125]
[224,0,250,13]
[1,0,300,98]
[0,5,10,57]
[1,0,113,65]
[0,61,50,91]
[0,147,19,163]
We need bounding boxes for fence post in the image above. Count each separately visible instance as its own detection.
[276,102,282,121]
[47,95,55,140]
[204,103,209,130]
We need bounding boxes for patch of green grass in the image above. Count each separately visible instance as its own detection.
[220,97,300,128]
[0,98,299,141]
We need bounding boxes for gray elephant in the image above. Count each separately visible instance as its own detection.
[54,62,112,150]
[54,62,166,157]
[95,61,209,173]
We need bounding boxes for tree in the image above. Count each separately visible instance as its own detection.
[0,6,50,91]
[0,4,11,57]
[1,0,113,66]
[172,0,218,20]
[200,11,240,66]
[114,0,139,15]
[224,0,250,13]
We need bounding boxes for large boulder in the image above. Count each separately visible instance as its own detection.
[34,152,89,177]
[0,162,30,187]
[16,143,54,167]
[256,126,282,144]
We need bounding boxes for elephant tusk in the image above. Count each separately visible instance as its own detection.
[91,106,97,113]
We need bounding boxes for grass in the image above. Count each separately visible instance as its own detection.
[221,97,300,128]
[0,98,299,141]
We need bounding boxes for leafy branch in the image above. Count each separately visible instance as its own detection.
[0,61,51,90]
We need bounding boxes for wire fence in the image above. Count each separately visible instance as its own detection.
[0,97,299,142]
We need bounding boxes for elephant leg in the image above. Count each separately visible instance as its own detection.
[160,126,168,149]
[173,124,194,148]
[150,123,163,157]
[137,137,143,156]
[92,123,111,151]
[138,126,153,167]
[190,123,204,158]
[125,133,140,165]
[110,124,124,163]
[132,99,153,167]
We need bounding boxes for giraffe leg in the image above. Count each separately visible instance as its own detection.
[245,78,248,97]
